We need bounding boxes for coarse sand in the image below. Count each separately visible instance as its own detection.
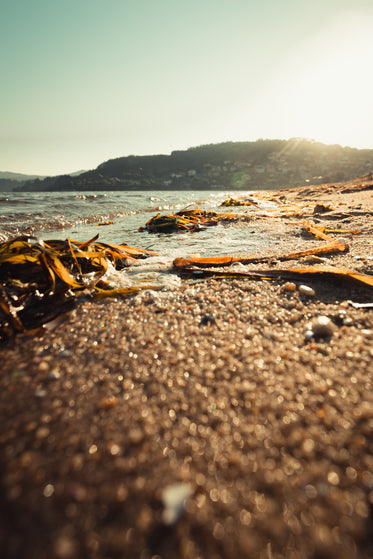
[1,178,373,559]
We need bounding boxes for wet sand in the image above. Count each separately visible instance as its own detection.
[1,178,373,559]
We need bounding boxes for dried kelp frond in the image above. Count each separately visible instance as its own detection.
[302,221,361,238]
[139,213,210,233]
[139,206,254,233]
[174,263,373,289]
[302,222,334,241]
[173,240,348,269]
[220,197,258,207]
[267,265,373,288]
[94,285,163,299]
[0,235,157,342]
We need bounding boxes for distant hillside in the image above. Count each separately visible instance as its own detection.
[0,169,87,191]
[14,138,373,192]
[69,169,87,177]
[0,171,46,192]
[0,171,45,181]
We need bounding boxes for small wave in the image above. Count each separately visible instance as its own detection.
[0,225,37,242]
[2,199,35,205]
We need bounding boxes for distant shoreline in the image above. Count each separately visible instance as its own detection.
[8,138,373,193]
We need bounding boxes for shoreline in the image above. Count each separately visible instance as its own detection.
[1,178,373,558]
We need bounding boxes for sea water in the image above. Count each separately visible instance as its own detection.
[0,190,275,287]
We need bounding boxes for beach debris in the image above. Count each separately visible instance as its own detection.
[139,205,253,233]
[347,301,373,309]
[139,206,219,232]
[302,222,334,241]
[93,286,162,300]
[0,235,158,340]
[313,204,333,214]
[340,181,373,194]
[162,483,193,525]
[173,239,348,270]
[97,220,114,226]
[139,213,208,233]
[220,196,258,207]
[276,266,373,289]
[323,227,361,235]
[302,221,361,239]
[174,260,373,290]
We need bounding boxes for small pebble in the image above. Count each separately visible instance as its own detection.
[48,369,61,380]
[201,314,216,325]
[282,282,296,292]
[43,484,55,498]
[303,255,327,264]
[99,396,117,410]
[54,536,77,559]
[135,290,160,304]
[129,428,144,445]
[298,285,315,298]
[333,310,347,326]
[361,329,373,339]
[311,316,335,338]
[304,329,314,341]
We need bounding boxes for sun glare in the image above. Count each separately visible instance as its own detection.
[253,11,373,149]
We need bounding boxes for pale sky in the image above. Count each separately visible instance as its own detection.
[1,0,373,175]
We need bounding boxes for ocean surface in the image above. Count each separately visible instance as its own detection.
[0,190,278,287]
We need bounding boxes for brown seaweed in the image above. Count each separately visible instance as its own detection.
[0,235,157,341]
[173,240,348,269]
[174,263,373,289]
[139,206,253,233]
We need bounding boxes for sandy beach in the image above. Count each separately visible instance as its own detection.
[1,178,373,559]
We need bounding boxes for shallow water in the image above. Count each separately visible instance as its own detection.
[0,190,276,286]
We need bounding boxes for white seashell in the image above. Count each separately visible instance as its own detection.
[299,285,315,297]
[361,329,373,339]
[303,255,327,264]
[162,483,193,525]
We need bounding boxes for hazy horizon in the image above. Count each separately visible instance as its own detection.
[2,0,373,175]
